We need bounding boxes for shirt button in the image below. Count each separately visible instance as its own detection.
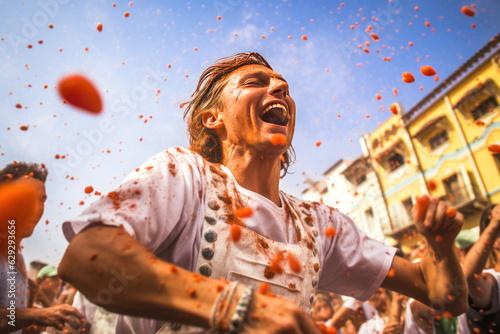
[202,247,214,260]
[204,229,217,242]
[312,277,318,287]
[199,264,212,277]
[205,216,216,225]
[208,201,220,211]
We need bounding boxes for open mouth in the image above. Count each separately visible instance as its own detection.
[260,103,288,126]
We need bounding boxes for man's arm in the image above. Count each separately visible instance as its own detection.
[461,205,500,309]
[58,224,322,333]
[382,196,467,317]
[0,304,85,333]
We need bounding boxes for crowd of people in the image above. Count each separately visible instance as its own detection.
[1,52,499,334]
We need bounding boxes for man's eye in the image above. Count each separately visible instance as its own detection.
[245,81,261,85]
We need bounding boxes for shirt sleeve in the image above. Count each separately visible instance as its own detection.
[62,147,205,254]
[317,209,397,301]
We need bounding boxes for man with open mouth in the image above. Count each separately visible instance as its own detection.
[58,52,467,334]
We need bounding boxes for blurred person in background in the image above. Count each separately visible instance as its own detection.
[462,204,500,334]
[358,288,404,334]
[0,162,85,334]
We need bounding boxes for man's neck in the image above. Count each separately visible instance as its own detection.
[223,148,282,207]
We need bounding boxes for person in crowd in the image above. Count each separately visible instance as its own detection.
[358,288,404,334]
[404,239,469,334]
[34,265,63,307]
[0,162,85,334]
[312,292,335,325]
[455,227,479,265]
[58,52,467,333]
[462,204,500,333]
[328,295,379,333]
[28,261,48,282]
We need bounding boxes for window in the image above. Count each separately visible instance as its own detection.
[402,197,413,222]
[428,130,449,150]
[493,154,500,173]
[388,153,405,172]
[365,208,374,230]
[356,174,367,184]
[455,79,500,121]
[442,174,466,205]
[470,96,498,120]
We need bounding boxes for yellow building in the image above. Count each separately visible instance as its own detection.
[303,34,500,247]
[363,109,428,240]
[404,34,500,229]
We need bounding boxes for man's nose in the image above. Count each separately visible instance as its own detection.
[269,79,288,97]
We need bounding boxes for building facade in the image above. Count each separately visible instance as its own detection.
[303,34,500,246]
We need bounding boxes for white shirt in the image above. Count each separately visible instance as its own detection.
[0,255,27,334]
[63,147,396,333]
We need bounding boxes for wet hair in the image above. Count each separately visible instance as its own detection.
[30,260,48,270]
[0,162,48,183]
[181,51,295,177]
[479,204,498,263]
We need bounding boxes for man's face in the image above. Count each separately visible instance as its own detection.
[368,288,388,313]
[213,64,296,156]
[15,177,47,238]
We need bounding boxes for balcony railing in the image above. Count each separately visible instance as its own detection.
[440,182,482,209]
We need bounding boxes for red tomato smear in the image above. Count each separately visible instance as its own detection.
[387,268,395,278]
[315,141,322,147]
[236,207,253,218]
[270,259,284,275]
[258,282,270,295]
[269,133,287,146]
[288,253,302,274]
[325,226,336,238]
[84,186,94,194]
[230,224,242,242]
[414,194,430,221]
[96,23,103,32]
[20,125,29,131]
[446,207,456,217]
[318,324,338,334]
[370,33,379,41]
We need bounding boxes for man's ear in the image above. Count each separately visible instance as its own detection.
[202,110,224,129]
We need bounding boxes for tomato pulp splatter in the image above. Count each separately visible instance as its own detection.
[402,72,415,83]
[57,74,103,114]
[420,65,437,76]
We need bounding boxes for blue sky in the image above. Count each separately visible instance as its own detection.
[1,0,499,266]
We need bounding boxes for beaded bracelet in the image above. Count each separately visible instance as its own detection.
[209,281,239,332]
[228,285,254,334]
